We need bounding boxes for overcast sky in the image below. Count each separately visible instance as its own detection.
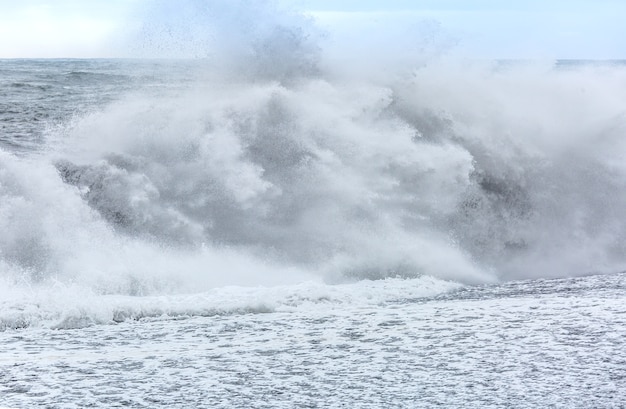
[0,0,624,59]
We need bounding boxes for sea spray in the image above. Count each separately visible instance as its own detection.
[1,1,626,298]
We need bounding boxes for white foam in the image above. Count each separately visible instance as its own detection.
[2,1,626,312]
[0,275,461,330]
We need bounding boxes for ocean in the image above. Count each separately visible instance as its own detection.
[1,45,626,409]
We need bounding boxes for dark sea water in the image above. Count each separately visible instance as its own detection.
[1,48,626,409]
[0,59,201,153]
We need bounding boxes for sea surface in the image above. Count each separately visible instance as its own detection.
[1,54,626,408]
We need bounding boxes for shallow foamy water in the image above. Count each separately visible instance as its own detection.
[2,273,625,408]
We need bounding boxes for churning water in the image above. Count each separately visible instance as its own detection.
[1,1,626,407]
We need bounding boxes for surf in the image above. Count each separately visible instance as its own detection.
[1,0,626,302]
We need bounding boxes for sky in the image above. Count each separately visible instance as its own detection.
[0,0,624,59]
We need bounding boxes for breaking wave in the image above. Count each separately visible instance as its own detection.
[2,0,626,312]
[0,276,460,330]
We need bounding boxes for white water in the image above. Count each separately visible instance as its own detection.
[5,62,626,284]
[1,1,626,329]
[1,2,626,407]
[2,273,625,407]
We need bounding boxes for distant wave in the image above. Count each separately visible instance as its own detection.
[9,82,53,91]
[63,71,129,81]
